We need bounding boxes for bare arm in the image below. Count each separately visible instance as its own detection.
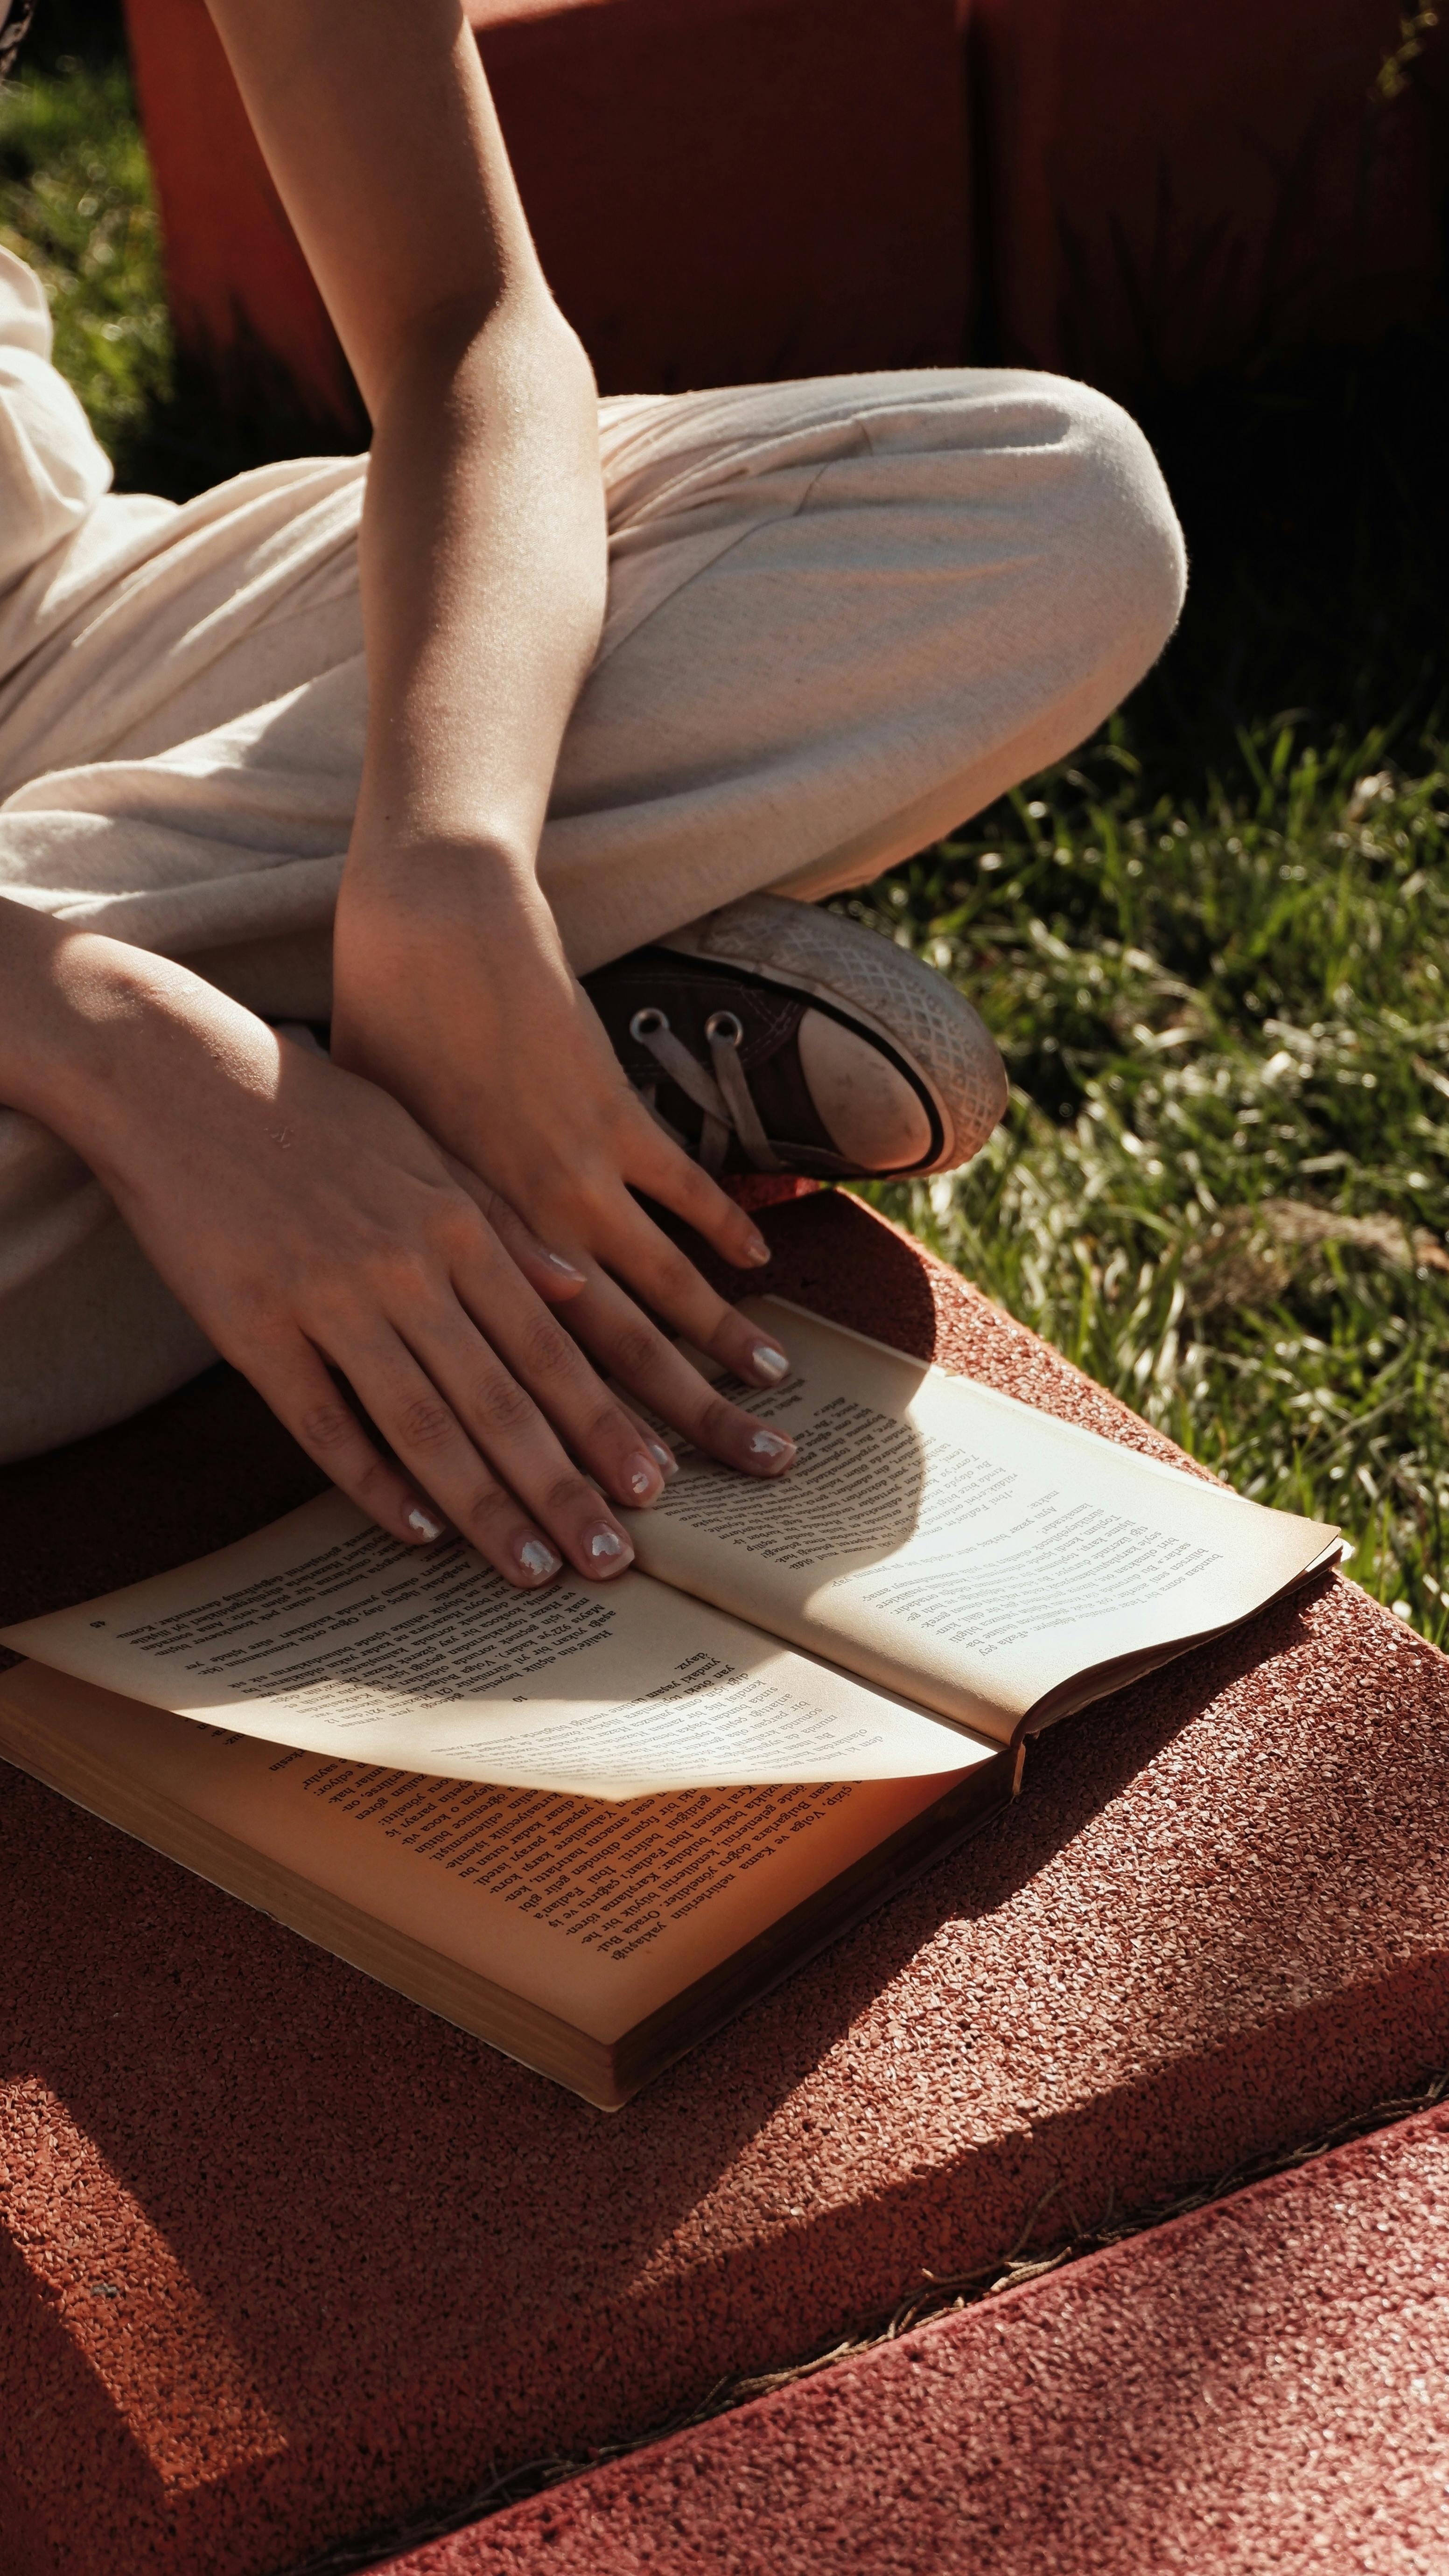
[208,0,784,1394]
[207,0,604,879]
[0,2,797,1584]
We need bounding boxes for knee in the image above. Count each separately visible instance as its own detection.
[1043,378,1187,683]
[865,364,1185,702]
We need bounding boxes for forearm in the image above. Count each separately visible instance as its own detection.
[351,290,607,882]
[203,0,608,900]
[0,897,274,1172]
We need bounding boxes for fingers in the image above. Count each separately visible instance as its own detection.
[253,1339,455,1550]
[621,1405,679,1486]
[240,1173,781,1585]
[245,1197,710,1582]
[440,1152,589,1305]
[446,1221,684,1513]
[622,1106,777,1276]
[338,1318,641,1588]
[559,1261,798,1481]
[251,1280,667,1586]
[602,1191,797,1396]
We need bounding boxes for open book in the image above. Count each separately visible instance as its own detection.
[0,1300,1338,2106]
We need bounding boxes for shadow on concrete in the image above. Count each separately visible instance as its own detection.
[6,1194,1444,2576]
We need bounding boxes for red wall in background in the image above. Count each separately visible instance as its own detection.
[122,0,971,432]
[971,0,1444,390]
[121,0,362,430]
[122,0,1446,427]
[473,0,971,397]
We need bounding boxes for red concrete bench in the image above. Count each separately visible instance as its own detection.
[120,0,971,427]
[4,1190,1449,2576]
[399,2093,1449,2573]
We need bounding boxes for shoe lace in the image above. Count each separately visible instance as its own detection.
[628,1006,783,1177]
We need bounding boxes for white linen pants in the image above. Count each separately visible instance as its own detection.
[0,248,1186,1461]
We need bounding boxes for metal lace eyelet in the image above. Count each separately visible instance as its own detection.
[705,1010,744,1047]
[630,1006,670,1041]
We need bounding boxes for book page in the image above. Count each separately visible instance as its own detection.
[625,1299,1340,1739]
[0,1666,974,2043]
[0,1489,987,1798]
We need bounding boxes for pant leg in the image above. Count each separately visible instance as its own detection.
[0,1116,216,1459]
[0,365,1184,989]
[546,369,1185,967]
[0,359,1184,1461]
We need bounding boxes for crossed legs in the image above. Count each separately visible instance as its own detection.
[0,360,1185,1457]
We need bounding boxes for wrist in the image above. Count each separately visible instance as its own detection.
[343,813,539,903]
[337,825,563,982]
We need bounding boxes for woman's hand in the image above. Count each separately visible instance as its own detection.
[4,913,795,1582]
[332,845,801,1460]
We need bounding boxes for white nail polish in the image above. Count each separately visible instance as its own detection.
[629,1465,655,1498]
[648,1438,679,1480]
[752,1344,790,1382]
[407,1508,443,1541]
[518,1538,561,1578]
[589,1528,629,1560]
[750,1431,793,1460]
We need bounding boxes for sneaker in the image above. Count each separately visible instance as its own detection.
[583,893,1007,1180]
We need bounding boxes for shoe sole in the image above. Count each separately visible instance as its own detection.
[660,894,1008,1177]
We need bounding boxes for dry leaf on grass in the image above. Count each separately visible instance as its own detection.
[1184,1198,1449,1315]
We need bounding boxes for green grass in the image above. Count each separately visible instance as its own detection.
[3,47,1447,1636]
[0,59,170,457]
[0,50,358,491]
[843,726,1449,1639]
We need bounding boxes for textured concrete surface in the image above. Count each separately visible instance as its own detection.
[398,2098,1449,2574]
[3,1194,1448,2576]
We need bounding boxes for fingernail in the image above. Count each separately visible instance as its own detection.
[544,1249,587,1282]
[517,1537,562,1581]
[647,1437,679,1481]
[751,1343,790,1383]
[744,1233,772,1266]
[625,1451,663,1502]
[588,1526,633,1566]
[749,1430,794,1464]
[407,1507,444,1541]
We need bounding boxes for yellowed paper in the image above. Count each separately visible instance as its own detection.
[0,1668,967,2042]
[626,1299,1340,1737]
[0,1488,987,1797]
